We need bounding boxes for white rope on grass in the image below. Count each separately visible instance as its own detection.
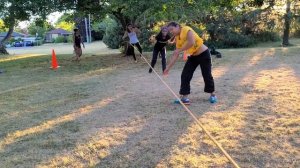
[129,43,241,168]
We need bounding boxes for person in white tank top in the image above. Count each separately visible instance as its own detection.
[123,24,143,62]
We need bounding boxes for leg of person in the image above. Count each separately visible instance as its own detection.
[149,48,159,73]
[175,57,199,104]
[161,47,167,72]
[135,42,143,56]
[78,48,82,61]
[128,45,136,61]
[124,42,130,57]
[199,50,217,103]
[72,47,77,61]
[133,50,137,63]
[74,47,80,61]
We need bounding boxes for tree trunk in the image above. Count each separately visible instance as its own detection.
[112,10,131,30]
[0,23,15,55]
[0,43,9,55]
[111,9,133,54]
[282,0,291,46]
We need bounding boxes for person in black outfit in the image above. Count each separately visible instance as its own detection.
[149,26,171,73]
[73,28,85,61]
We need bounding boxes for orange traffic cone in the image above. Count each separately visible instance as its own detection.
[51,49,59,69]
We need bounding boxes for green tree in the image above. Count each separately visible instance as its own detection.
[56,21,74,32]
[28,21,54,37]
[0,19,7,32]
[253,0,299,46]
[55,13,75,32]
[281,0,299,45]
[0,0,72,54]
[282,0,292,46]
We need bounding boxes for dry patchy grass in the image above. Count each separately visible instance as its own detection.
[0,39,299,168]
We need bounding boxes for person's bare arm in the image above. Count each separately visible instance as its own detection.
[80,36,85,48]
[134,27,141,36]
[122,31,128,40]
[163,52,180,75]
[82,41,85,48]
[73,35,75,48]
[135,27,141,33]
[168,36,176,45]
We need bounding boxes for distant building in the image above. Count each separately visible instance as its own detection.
[45,28,72,43]
[0,32,26,41]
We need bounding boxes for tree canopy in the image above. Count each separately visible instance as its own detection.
[0,0,299,54]
[0,0,74,54]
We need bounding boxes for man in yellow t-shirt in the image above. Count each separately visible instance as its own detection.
[164,22,217,104]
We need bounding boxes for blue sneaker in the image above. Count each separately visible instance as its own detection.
[209,95,217,103]
[174,97,190,105]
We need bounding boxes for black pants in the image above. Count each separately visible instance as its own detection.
[180,49,215,95]
[150,47,166,72]
[127,42,142,60]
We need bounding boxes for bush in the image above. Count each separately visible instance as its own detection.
[9,38,17,44]
[206,32,256,48]
[224,33,256,48]
[67,35,73,43]
[92,21,105,41]
[206,31,280,48]
[139,28,155,52]
[292,29,300,38]
[54,36,66,43]
[102,18,123,49]
[254,31,280,42]
[91,30,103,41]
[33,40,44,46]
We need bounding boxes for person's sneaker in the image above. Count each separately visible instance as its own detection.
[149,68,152,73]
[174,97,190,105]
[209,95,217,103]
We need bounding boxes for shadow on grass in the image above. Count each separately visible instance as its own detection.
[0,53,126,127]
[194,47,300,168]
[93,49,272,167]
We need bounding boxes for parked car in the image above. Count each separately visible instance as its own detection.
[14,41,23,47]
[24,41,33,46]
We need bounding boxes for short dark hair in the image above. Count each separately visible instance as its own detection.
[74,28,79,32]
[167,21,180,27]
[126,23,133,32]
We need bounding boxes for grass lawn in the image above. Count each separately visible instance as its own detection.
[0,39,299,167]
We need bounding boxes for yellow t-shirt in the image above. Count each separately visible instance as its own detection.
[176,26,203,55]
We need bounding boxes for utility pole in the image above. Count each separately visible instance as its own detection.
[89,14,92,43]
[85,17,89,43]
